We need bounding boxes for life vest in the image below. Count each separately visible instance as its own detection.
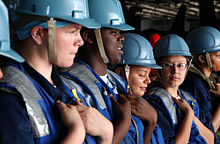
[150,124,165,144]
[189,65,216,90]
[145,87,207,144]
[0,64,95,144]
[59,60,144,144]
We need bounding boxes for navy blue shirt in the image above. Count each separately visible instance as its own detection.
[180,71,220,144]
[145,84,206,144]
[0,62,73,144]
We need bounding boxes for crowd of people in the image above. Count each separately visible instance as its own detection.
[0,0,219,143]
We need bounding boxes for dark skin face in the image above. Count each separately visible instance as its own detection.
[101,28,124,64]
[80,28,156,144]
[79,27,124,76]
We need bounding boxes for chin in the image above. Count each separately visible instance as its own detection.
[137,92,144,97]
[57,61,73,68]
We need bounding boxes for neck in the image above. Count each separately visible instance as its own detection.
[165,86,179,98]
[79,46,108,76]
[27,58,53,84]
[19,40,54,84]
[200,66,212,78]
[90,61,108,76]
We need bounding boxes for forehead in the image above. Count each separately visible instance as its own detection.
[59,23,82,30]
[161,55,187,63]
[131,65,151,72]
[101,27,120,33]
[210,51,220,55]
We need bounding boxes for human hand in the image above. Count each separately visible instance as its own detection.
[172,97,194,115]
[56,100,84,132]
[209,83,220,98]
[127,94,157,122]
[75,101,113,144]
[110,94,131,124]
[109,94,132,144]
[56,100,85,144]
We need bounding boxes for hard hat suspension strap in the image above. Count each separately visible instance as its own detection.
[48,18,56,64]
[94,29,109,64]
[205,53,213,70]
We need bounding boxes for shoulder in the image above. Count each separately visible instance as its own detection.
[184,73,204,86]
[0,90,33,143]
[180,89,196,101]
[108,69,126,84]
[181,73,209,95]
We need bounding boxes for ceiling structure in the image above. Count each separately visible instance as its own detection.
[124,0,220,21]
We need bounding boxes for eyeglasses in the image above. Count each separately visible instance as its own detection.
[162,63,188,70]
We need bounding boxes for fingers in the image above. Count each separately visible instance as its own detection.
[172,96,178,102]
[75,100,83,106]
[209,89,214,94]
[127,93,134,100]
[117,94,128,103]
[172,96,184,104]
[76,105,86,112]
[109,94,117,104]
[56,100,66,111]
[215,83,220,86]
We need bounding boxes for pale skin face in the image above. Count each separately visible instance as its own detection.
[0,69,3,79]
[129,65,151,97]
[210,51,220,72]
[55,23,84,68]
[159,55,188,90]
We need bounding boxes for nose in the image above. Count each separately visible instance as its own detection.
[172,65,179,74]
[75,33,84,47]
[0,68,3,79]
[144,76,151,85]
[118,33,125,42]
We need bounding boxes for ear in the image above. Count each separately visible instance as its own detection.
[82,30,94,44]
[31,26,46,45]
[115,67,126,80]
[198,54,206,64]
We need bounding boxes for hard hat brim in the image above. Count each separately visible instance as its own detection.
[0,49,24,63]
[71,18,101,29]
[103,23,134,31]
[142,63,162,69]
[15,10,101,29]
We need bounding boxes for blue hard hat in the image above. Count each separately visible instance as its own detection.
[13,0,100,29]
[89,0,134,31]
[186,26,220,55]
[120,33,161,69]
[0,1,24,62]
[154,34,192,58]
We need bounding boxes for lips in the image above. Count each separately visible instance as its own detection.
[171,76,179,80]
[140,87,147,92]
[118,47,124,55]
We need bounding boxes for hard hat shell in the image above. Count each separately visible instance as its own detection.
[0,1,24,62]
[14,0,100,29]
[120,33,161,69]
[153,34,192,58]
[89,0,134,31]
[186,26,220,55]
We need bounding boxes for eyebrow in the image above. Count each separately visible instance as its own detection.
[162,60,187,63]
[68,23,82,29]
[136,69,151,72]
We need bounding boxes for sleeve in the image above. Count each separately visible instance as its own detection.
[0,90,35,144]
[181,77,220,144]
[145,95,175,144]
[180,76,215,132]
[151,124,165,144]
